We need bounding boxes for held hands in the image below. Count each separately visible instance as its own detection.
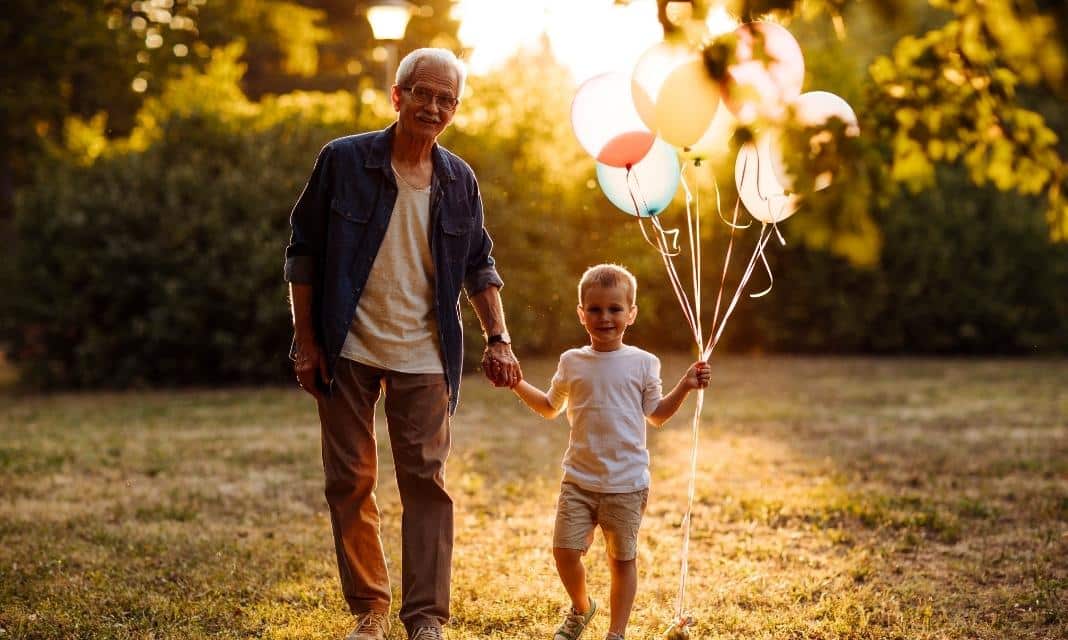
[293,338,331,401]
[683,360,711,391]
[482,342,522,388]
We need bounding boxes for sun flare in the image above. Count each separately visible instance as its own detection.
[452,0,737,85]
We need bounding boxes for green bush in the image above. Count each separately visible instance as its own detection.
[5,112,354,387]
[730,168,1068,354]
[5,52,1067,390]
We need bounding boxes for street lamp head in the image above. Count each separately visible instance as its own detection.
[366,0,414,41]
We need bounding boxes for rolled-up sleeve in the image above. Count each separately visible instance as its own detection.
[462,177,504,295]
[284,143,332,284]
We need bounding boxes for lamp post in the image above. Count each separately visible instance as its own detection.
[365,0,414,91]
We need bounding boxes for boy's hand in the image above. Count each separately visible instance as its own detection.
[483,342,522,388]
[684,360,711,390]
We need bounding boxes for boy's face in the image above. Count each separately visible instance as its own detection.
[577,284,637,351]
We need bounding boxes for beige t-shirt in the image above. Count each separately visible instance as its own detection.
[340,166,443,374]
[546,345,663,492]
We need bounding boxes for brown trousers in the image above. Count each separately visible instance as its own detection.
[317,358,452,634]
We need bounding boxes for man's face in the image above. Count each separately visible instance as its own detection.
[392,60,459,142]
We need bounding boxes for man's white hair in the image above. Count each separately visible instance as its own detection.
[395,48,467,96]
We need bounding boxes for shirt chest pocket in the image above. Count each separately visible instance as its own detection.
[329,195,374,242]
[331,196,373,225]
[326,196,375,274]
[439,212,472,264]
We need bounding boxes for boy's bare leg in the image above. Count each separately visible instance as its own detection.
[608,557,637,636]
[553,547,592,613]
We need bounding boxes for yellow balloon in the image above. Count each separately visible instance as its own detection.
[679,102,736,162]
[654,60,721,149]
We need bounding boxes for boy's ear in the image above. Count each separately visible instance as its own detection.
[576,304,584,324]
[627,304,638,325]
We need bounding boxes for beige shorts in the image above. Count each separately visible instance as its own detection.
[553,482,648,561]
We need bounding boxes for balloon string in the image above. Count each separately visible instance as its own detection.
[709,195,742,341]
[718,160,751,229]
[750,237,775,298]
[680,166,702,347]
[651,214,701,346]
[750,207,790,299]
[628,167,699,345]
[630,170,683,257]
[675,387,703,622]
[704,223,775,359]
[692,165,703,346]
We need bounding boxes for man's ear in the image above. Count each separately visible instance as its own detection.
[390,85,401,112]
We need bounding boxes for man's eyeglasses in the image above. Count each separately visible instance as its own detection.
[400,85,459,112]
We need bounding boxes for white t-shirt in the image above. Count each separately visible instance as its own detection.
[546,345,663,493]
[341,167,443,374]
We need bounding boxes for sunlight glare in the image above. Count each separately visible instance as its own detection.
[453,0,664,84]
[705,5,738,39]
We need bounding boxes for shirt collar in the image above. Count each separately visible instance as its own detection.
[366,122,456,185]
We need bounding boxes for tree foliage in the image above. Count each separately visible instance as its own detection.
[3,47,366,387]
[4,1,1068,388]
[653,1,1065,240]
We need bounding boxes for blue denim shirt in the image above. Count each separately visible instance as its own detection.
[284,124,503,414]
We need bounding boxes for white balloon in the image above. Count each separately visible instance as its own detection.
[770,91,860,191]
[735,137,801,223]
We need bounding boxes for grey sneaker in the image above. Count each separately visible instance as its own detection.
[346,611,390,640]
[605,634,624,640]
[553,598,597,640]
[410,627,444,640]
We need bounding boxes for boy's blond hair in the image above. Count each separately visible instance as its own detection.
[577,263,638,306]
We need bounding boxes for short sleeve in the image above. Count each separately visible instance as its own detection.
[546,353,570,411]
[641,355,663,416]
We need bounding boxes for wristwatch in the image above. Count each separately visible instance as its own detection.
[487,332,511,346]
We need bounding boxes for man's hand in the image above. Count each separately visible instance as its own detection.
[482,342,522,388]
[294,338,331,401]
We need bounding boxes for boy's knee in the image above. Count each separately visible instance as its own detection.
[553,546,584,563]
[609,556,636,568]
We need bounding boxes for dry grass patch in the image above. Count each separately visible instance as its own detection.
[1,357,1066,639]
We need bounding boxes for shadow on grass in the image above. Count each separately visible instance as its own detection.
[644,355,1068,638]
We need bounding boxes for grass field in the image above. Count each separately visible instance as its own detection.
[1,356,1066,639]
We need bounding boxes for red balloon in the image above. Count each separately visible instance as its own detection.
[597,131,657,167]
[572,72,655,167]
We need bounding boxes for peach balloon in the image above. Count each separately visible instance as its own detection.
[722,21,805,124]
[631,43,721,149]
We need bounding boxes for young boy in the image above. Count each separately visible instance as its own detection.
[511,264,710,640]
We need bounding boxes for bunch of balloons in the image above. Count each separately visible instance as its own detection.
[570,19,862,640]
[571,19,860,223]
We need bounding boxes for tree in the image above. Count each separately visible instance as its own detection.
[648,0,1067,242]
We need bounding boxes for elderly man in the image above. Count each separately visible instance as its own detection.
[284,48,521,640]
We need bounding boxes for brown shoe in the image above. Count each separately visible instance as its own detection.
[346,611,390,640]
[410,626,444,640]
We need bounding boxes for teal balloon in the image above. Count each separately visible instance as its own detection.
[596,138,680,217]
